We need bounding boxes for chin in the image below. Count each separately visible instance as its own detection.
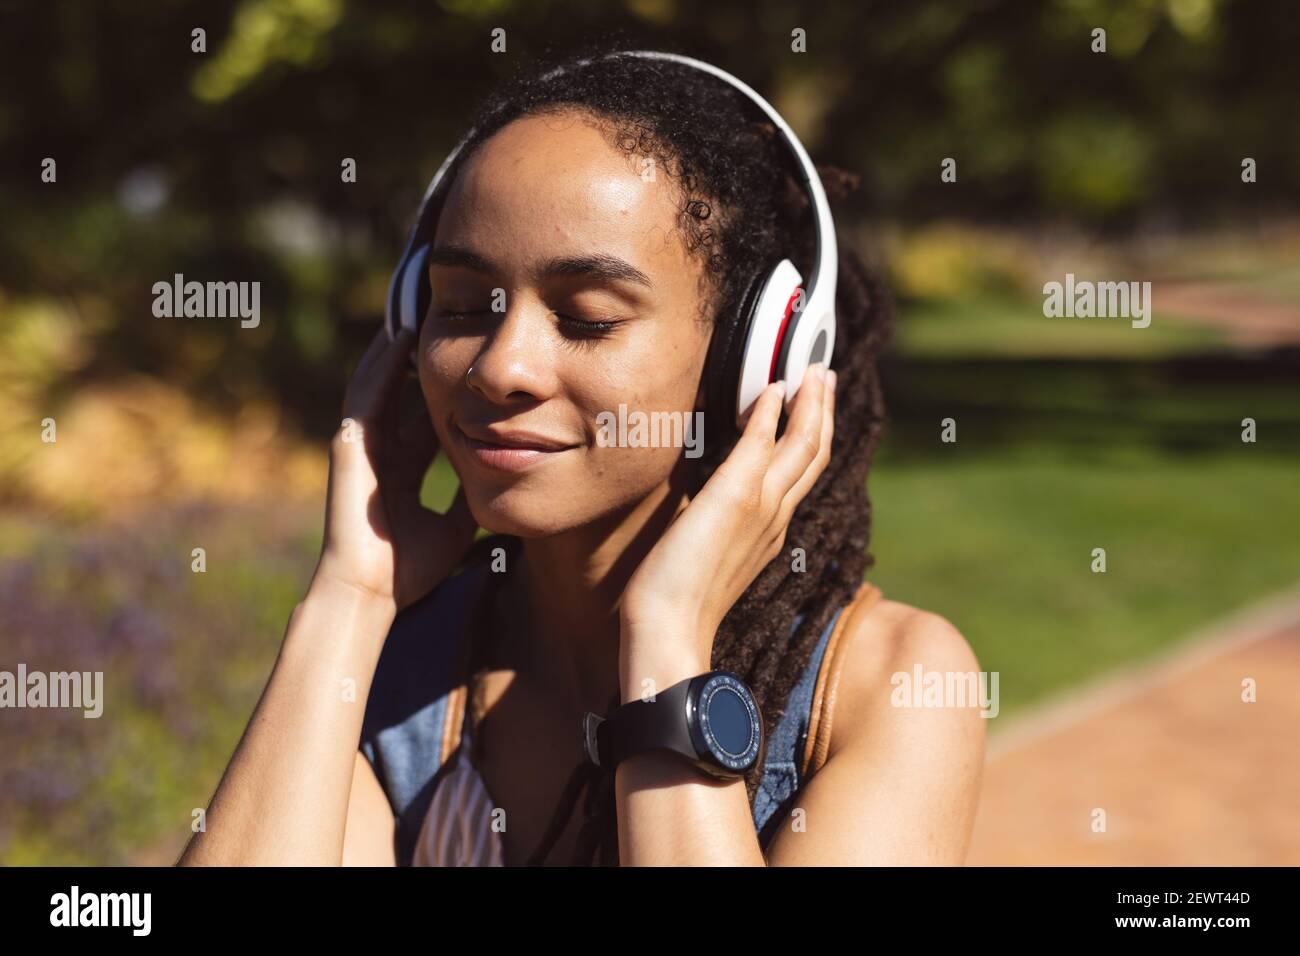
[459,472,660,541]
[461,481,589,538]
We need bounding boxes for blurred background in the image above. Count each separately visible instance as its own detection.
[1,0,1297,865]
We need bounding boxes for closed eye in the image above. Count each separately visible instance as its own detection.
[432,308,494,323]
[556,312,621,339]
[428,306,625,343]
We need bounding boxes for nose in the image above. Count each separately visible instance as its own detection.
[465,293,557,407]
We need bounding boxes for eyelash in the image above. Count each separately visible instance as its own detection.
[432,309,490,323]
[557,313,621,344]
[432,309,622,343]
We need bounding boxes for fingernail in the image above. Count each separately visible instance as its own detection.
[827,370,837,392]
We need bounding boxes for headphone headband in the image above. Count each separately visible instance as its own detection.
[386,50,838,427]
[611,51,838,325]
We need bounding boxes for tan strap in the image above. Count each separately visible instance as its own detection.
[436,564,495,767]
[439,683,469,767]
[800,581,883,780]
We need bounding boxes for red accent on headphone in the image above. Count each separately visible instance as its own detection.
[768,286,803,384]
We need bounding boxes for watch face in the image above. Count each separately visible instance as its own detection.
[694,673,763,773]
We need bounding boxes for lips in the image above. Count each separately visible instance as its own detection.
[455,422,579,473]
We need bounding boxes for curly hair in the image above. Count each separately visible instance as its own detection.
[444,44,894,866]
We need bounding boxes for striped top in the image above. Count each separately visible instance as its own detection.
[411,721,504,867]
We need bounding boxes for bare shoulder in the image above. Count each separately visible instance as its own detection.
[763,592,986,864]
[764,592,987,864]
[829,594,985,762]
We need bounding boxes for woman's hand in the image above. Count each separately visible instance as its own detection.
[313,327,478,614]
[619,363,836,694]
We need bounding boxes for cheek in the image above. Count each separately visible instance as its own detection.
[577,358,706,487]
[417,337,471,421]
[605,442,690,480]
[586,322,709,415]
[421,333,467,380]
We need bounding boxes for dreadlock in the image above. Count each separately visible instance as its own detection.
[443,44,894,865]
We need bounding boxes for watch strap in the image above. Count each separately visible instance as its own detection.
[595,676,697,770]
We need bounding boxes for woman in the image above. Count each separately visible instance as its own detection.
[180,48,984,867]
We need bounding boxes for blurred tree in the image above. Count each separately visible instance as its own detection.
[0,0,1295,433]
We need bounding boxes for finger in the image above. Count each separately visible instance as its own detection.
[344,327,416,421]
[385,381,441,491]
[351,325,391,384]
[781,364,835,513]
[726,380,786,475]
[395,378,438,451]
[767,363,827,495]
[372,327,418,415]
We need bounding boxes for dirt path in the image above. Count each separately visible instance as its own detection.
[966,586,1300,865]
[1157,281,1300,348]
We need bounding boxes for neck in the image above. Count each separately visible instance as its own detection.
[502,467,691,718]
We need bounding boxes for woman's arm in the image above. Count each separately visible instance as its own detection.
[615,361,984,865]
[615,630,766,866]
[615,364,835,865]
[179,327,475,866]
[615,600,986,867]
[178,579,394,865]
[342,751,397,866]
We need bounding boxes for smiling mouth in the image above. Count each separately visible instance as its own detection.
[455,425,579,473]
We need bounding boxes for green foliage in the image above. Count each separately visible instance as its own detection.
[1,0,1295,435]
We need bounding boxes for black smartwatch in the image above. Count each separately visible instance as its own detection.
[581,671,765,780]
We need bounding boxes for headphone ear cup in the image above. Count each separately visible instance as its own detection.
[386,243,431,340]
[735,259,804,425]
[405,244,432,335]
[705,268,770,441]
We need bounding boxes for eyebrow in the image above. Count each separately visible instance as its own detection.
[540,253,653,289]
[429,245,653,290]
[428,245,496,274]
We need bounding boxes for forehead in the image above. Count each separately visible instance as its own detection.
[434,111,689,271]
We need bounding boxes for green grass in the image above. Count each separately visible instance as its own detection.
[866,450,1300,727]
[896,295,1233,358]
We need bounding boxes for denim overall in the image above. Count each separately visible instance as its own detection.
[359,558,846,865]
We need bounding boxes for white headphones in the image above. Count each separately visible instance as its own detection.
[385,50,837,430]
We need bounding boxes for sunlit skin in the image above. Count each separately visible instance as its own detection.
[178,107,984,869]
[418,110,711,540]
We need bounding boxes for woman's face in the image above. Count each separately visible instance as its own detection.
[417,110,714,537]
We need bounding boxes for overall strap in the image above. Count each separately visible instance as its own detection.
[357,537,511,866]
[435,567,490,769]
[439,535,521,769]
[800,580,883,780]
